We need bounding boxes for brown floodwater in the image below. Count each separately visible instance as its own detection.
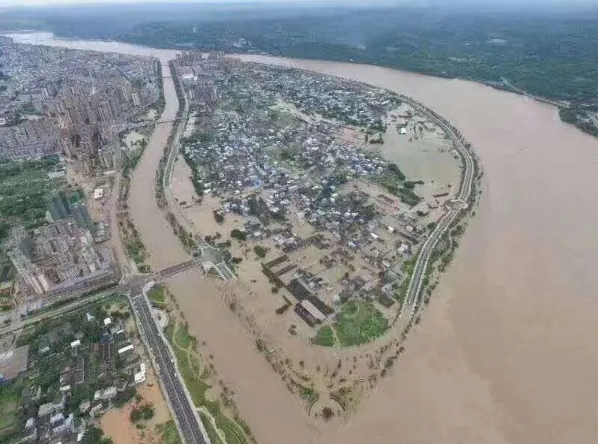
[9,33,598,444]
[236,55,598,444]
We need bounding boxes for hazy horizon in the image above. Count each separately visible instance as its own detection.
[0,0,595,10]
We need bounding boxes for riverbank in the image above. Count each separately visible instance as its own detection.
[6,32,598,444]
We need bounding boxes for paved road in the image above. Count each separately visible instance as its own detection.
[403,101,477,316]
[131,291,208,444]
[0,258,202,338]
[0,289,117,337]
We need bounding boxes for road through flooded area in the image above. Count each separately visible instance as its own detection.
[8,32,598,444]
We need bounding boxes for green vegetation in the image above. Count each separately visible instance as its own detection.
[560,106,598,138]
[130,403,155,423]
[204,401,250,444]
[230,229,247,241]
[387,163,405,182]
[147,285,166,306]
[394,277,410,307]
[311,325,336,347]
[81,425,114,444]
[156,421,183,444]
[0,385,19,439]
[401,258,416,275]
[0,156,66,230]
[166,319,253,444]
[379,164,421,207]
[297,384,319,404]
[253,245,267,258]
[154,60,165,116]
[4,296,137,441]
[322,407,334,420]
[174,321,194,350]
[213,211,224,224]
[199,412,225,444]
[165,212,197,252]
[334,300,389,347]
[182,150,204,197]
[124,233,147,265]
[167,322,209,406]
[19,5,598,137]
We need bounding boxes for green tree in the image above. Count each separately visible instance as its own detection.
[230,229,247,241]
[254,245,267,258]
[81,425,113,444]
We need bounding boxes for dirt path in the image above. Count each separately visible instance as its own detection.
[101,369,171,444]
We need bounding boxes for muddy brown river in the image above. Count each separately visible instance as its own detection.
[8,32,598,444]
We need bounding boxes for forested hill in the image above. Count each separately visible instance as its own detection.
[2,4,598,136]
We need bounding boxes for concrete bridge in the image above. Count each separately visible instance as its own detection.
[152,258,202,281]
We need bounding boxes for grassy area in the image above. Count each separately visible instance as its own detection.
[311,325,336,347]
[297,384,319,404]
[155,420,183,444]
[334,300,389,347]
[205,401,249,444]
[401,258,416,275]
[147,285,165,306]
[199,412,225,444]
[189,352,201,375]
[165,319,252,444]
[0,399,17,435]
[166,322,209,407]
[125,238,147,265]
[174,322,194,350]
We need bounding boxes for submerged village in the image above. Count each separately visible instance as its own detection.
[169,52,465,414]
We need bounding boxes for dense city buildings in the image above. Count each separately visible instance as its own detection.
[0,36,164,307]
[0,36,160,175]
[6,219,113,296]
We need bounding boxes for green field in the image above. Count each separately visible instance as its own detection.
[166,322,209,406]
[0,399,17,436]
[0,157,66,231]
[174,322,194,350]
[311,325,336,347]
[312,301,389,347]
[155,421,183,444]
[334,300,389,347]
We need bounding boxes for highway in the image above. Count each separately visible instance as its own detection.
[131,290,209,444]
[402,99,477,316]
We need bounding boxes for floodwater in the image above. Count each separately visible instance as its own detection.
[9,32,598,444]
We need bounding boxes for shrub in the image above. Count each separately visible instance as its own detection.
[230,229,247,241]
[130,404,155,423]
[213,211,224,224]
[254,245,267,258]
[322,407,334,420]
